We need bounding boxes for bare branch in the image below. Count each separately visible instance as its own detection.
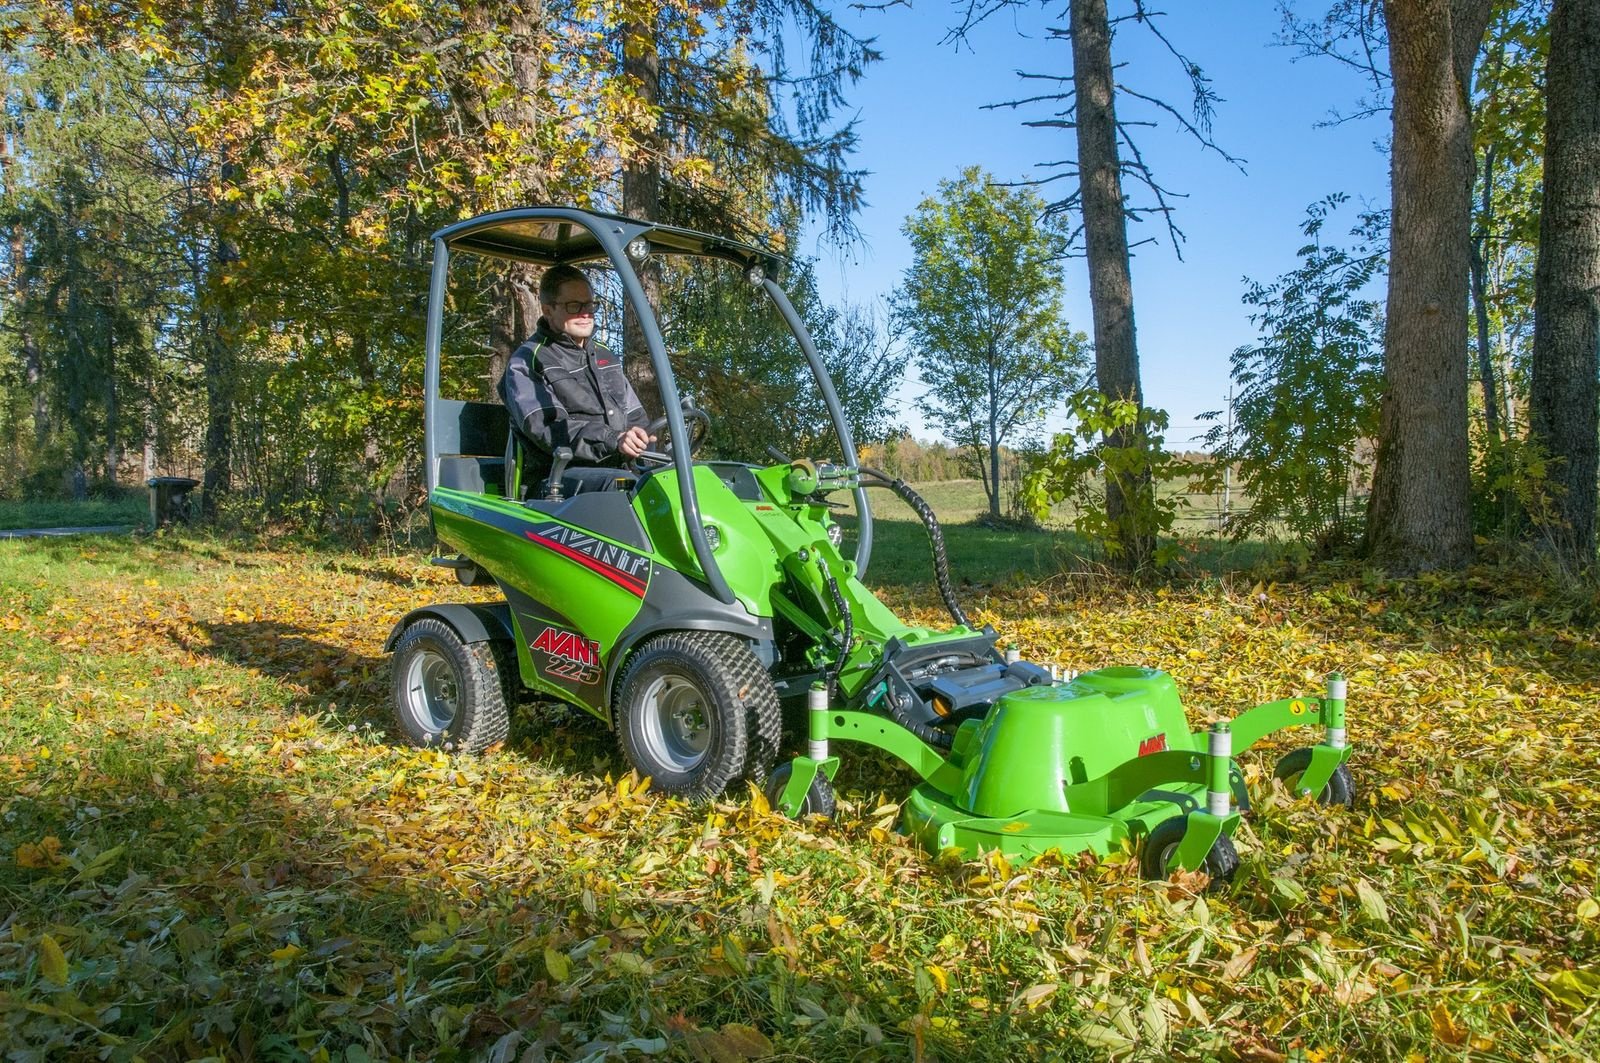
[1114,83,1247,169]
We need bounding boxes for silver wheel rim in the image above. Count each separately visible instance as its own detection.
[403,646,459,737]
[638,674,712,773]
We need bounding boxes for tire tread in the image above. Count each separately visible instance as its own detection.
[389,618,511,753]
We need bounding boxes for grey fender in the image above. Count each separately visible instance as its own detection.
[603,609,776,712]
[384,601,515,652]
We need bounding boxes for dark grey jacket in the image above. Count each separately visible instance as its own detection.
[499,320,650,474]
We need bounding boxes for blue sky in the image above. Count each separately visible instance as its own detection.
[803,1,1392,447]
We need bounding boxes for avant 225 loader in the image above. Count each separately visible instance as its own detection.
[386,207,1354,882]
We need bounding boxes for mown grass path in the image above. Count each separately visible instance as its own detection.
[2,532,1597,1061]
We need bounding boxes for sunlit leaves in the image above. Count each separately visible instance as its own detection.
[1,534,1598,1059]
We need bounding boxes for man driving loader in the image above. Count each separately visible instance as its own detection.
[499,264,655,489]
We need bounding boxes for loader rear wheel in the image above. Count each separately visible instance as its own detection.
[1139,816,1239,889]
[390,618,512,753]
[1273,748,1355,807]
[614,632,779,798]
[763,761,837,818]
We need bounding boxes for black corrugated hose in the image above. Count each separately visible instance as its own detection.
[817,557,854,699]
[858,467,970,629]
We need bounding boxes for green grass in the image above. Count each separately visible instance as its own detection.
[0,495,148,531]
[842,478,1271,587]
[2,530,1597,1061]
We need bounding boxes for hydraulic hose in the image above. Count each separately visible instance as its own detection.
[817,557,854,699]
[858,467,970,630]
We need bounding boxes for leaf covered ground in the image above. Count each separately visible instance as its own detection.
[1,532,1598,1061]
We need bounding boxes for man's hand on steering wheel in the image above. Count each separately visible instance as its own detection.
[634,408,712,469]
[618,425,654,460]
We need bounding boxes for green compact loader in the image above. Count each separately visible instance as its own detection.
[386,207,1354,883]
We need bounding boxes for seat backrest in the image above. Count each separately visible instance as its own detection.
[436,399,508,456]
[435,399,509,496]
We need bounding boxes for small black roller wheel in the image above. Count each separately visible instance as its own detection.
[763,761,837,818]
[1140,816,1240,889]
[1274,748,1355,807]
[613,632,779,798]
[390,618,513,752]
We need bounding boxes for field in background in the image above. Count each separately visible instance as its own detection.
[0,496,148,531]
[841,478,1267,587]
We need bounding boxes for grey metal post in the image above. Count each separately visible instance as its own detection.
[591,224,735,606]
[761,278,873,576]
[424,238,450,493]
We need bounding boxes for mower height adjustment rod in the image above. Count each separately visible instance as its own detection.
[1325,672,1347,750]
[1207,723,1233,817]
[807,681,830,762]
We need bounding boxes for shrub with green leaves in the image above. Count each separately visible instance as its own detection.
[1201,195,1385,556]
[1024,390,1191,568]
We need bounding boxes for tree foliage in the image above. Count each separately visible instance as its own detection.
[662,254,905,462]
[1024,391,1192,567]
[0,0,875,527]
[892,167,1086,521]
[1202,195,1386,554]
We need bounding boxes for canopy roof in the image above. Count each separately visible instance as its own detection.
[432,206,784,276]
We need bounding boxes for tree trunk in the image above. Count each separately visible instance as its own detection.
[201,214,238,519]
[0,126,46,449]
[1362,0,1491,573]
[447,2,547,388]
[1070,0,1152,568]
[104,324,118,488]
[488,263,539,392]
[987,341,1001,519]
[1471,147,1501,442]
[1529,0,1600,567]
[622,22,664,417]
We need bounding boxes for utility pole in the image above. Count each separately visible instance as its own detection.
[1220,385,1233,533]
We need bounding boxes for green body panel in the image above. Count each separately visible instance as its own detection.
[431,486,650,715]
[960,668,1193,818]
[633,467,782,618]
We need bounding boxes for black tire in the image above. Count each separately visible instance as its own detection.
[390,618,512,752]
[1139,816,1240,889]
[1273,748,1355,807]
[762,761,837,818]
[613,632,780,797]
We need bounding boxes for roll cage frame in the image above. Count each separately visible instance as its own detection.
[424,205,874,605]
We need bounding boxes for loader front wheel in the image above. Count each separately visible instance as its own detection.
[1139,816,1239,889]
[1273,748,1355,807]
[390,618,512,753]
[614,633,777,798]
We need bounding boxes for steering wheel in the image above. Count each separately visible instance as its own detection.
[635,407,712,468]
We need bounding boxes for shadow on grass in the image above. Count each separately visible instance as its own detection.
[0,727,1096,1061]
[190,619,391,728]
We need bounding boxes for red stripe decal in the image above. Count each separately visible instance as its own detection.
[524,531,647,596]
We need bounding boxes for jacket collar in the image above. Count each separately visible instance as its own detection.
[534,316,592,352]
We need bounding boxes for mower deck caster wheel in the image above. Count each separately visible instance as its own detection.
[1139,816,1239,889]
[390,618,512,753]
[763,762,837,818]
[1274,748,1355,807]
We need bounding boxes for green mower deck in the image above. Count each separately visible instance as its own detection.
[775,667,1352,875]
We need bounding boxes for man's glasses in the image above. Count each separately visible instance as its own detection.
[556,300,597,315]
